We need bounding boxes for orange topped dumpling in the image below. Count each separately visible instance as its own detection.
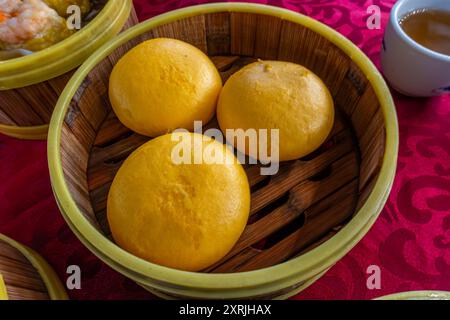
[0,0,73,52]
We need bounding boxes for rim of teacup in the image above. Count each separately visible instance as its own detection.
[391,0,450,62]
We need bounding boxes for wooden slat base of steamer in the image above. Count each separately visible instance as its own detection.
[0,239,50,300]
[87,56,361,273]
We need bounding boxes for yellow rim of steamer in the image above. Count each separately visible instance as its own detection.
[0,234,68,300]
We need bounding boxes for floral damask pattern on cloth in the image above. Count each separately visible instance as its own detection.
[0,0,449,300]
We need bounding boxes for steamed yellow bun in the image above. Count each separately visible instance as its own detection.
[217,60,335,161]
[109,38,222,137]
[107,133,250,271]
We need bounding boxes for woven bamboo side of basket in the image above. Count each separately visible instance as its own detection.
[0,5,139,128]
[0,238,50,300]
[59,13,385,272]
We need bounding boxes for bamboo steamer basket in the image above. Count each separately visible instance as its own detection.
[0,0,138,140]
[0,234,67,300]
[48,3,399,299]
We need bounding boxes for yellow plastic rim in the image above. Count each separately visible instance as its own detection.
[376,291,450,300]
[48,3,399,295]
[0,274,7,300]
[0,0,133,89]
[0,234,68,300]
[143,267,330,300]
[0,123,48,140]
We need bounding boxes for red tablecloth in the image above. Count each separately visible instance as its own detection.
[1,0,449,300]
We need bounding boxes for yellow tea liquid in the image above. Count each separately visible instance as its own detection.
[400,9,450,56]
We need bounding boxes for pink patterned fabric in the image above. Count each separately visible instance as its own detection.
[0,0,449,300]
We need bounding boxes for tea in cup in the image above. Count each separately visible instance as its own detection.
[381,0,450,97]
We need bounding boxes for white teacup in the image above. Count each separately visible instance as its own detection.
[381,0,450,97]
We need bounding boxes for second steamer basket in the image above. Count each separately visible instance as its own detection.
[0,0,138,140]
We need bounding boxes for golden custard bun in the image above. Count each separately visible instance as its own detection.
[217,60,335,162]
[107,133,250,272]
[109,38,222,137]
